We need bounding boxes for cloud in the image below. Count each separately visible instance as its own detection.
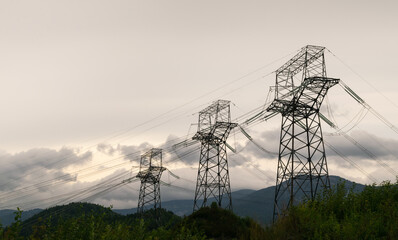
[1,128,396,211]
[118,143,154,163]
[0,147,92,190]
[325,130,398,161]
[168,143,200,166]
[238,127,398,168]
[96,142,153,164]
[97,143,117,156]
[90,169,138,202]
[0,147,92,209]
[228,128,279,167]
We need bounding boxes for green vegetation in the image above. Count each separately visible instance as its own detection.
[179,202,266,239]
[1,181,398,239]
[0,202,265,240]
[266,180,398,239]
[20,203,181,240]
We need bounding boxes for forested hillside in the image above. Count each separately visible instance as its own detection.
[265,181,398,239]
[0,180,397,239]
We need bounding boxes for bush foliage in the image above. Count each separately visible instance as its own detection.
[266,180,398,239]
[0,202,265,239]
[1,181,398,239]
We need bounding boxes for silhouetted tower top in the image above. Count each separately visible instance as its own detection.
[192,100,237,211]
[274,45,327,101]
[136,148,165,214]
[138,148,163,173]
[196,99,231,134]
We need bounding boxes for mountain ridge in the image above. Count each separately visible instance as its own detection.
[0,175,365,226]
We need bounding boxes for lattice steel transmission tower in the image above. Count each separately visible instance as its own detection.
[192,100,237,211]
[136,148,166,214]
[267,45,340,221]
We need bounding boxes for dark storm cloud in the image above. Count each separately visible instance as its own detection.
[325,130,398,161]
[168,143,200,165]
[160,134,200,166]
[97,142,153,164]
[228,127,398,181]
[2,147,92,170]
[163,130,278,167]
[160,183,194,201]
[92,169,137,202]
[239,127,398,164]
[0,147,91,192]
[97,143,117,156]
[233,128,279,161]
[5,129,395,209]
[96,135,200,167]
[161,134,184,149]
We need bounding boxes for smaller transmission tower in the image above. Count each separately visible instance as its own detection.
[192,100,237,211]
[136,148,166,214]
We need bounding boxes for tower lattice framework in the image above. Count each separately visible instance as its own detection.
[193,100,237,211]
[267,45,340,221]
[136,148,166,214]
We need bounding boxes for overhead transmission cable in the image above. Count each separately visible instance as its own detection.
[19,173,139,230]
[2,134,200,209]
[0,126,200,205]
[339,80,398,135]
[1,50,296,194]
[0,49,308,202]
[6,48,374,212]
[323,141,377,183]
[16,170,134,210]
[319,112,397,177]
[0,130,195,207]
[326,48,398,111]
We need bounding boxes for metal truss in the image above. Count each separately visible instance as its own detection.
[136,148,166,214]
[267,45,340,221]
[192,100,237,211]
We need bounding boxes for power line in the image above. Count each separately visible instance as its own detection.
[339,80,398,135]
[320,112,397,177]
[326,48,398,111]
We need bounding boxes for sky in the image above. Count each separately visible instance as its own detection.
[0,0,398,210]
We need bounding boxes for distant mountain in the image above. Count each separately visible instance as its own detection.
[115,175,365,224]
[232,175,365,224]
[19,202,180,237]
[1,175,365,227]
[113,189,258,217]
[0,208,42,227]
[114,199,194,216]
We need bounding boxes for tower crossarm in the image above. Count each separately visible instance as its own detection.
[197,100,232,133]
[193,122,238,144]
[136,167,166,182]
[276,45,325,77]
[198,100,230,116]
[267,77,339,116]
[274,45,326,100]
[295,77,339,112]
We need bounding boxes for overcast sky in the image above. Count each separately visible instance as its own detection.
[0,0,397,210]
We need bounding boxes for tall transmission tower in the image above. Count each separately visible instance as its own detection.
[136,148,166,214]
[192,100,237,211]
[267,45,340,221]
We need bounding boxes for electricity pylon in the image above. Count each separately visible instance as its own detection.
[267,45,340,221]
[192,100,237,211]
[136,148,166,214]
